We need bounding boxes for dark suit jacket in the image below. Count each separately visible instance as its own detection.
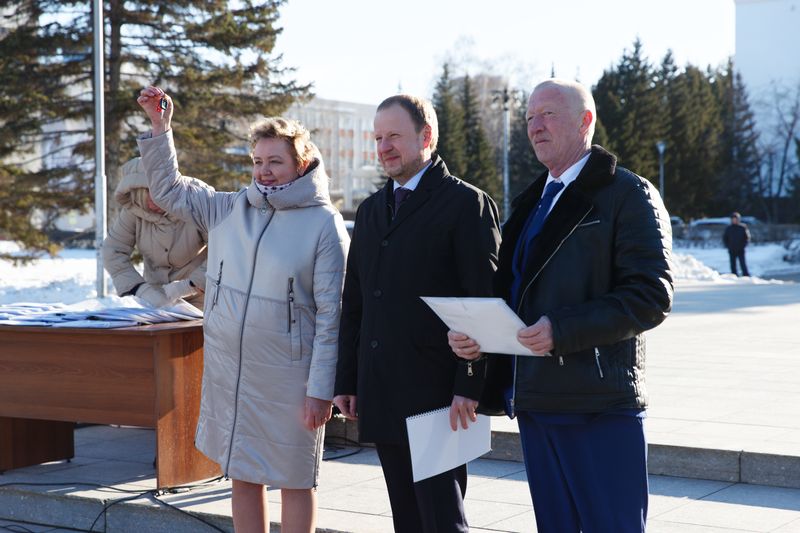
[335,155,501,444]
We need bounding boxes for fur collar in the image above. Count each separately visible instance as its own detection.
[499,145,620,297]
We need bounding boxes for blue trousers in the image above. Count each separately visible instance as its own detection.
[517,411,648,533]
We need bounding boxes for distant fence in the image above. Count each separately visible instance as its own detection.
[676,223,800,245]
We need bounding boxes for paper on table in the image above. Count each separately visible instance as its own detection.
[52,319,140,329]
[406,407,491,482]
[0,296,203,328]
[421,296,543,356]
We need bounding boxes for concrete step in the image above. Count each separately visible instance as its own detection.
[3,441,800,533]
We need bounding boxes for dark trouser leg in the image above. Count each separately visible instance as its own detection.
[738,251,750,276]
[375,442,468,533]
[729,250,739,275]
[517,411,649,533]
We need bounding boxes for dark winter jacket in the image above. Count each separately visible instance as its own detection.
[335,155,501,444]
[482,145,674,416]
[723,224,750,252]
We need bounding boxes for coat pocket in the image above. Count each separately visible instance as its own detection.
[287,277,302,361]
[576,219,600,228]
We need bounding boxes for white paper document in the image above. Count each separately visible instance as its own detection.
[406,407,491,482]
[421,296,541,356]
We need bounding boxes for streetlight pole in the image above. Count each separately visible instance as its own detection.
[655,140,666,201]
[501,89,511,220]
[92,0,107,297]
[493,87,512,220]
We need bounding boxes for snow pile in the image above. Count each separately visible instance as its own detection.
[672,252,723,282]
[675,242,798,279]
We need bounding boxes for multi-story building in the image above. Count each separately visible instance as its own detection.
[285,97,381,213]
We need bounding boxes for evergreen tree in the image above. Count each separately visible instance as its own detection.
[592,116,610,149]
[713,62,761,217]
[461,75,500,201]
[0,0,308,255]
[431,63,466,178]
[651,51,678,214]
[663,65,724,216]
[593,39,665,188]
[507,92,545,208]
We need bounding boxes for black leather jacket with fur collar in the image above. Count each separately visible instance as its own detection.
[483,145,674,415]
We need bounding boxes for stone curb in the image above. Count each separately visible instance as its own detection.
[327,418,800,489]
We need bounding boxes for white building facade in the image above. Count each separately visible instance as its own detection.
[285,97,380,213]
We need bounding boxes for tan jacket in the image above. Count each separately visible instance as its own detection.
[101,157,209,307]
[138,130,349,488]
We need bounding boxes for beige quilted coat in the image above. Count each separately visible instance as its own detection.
[101,157,208,307]
[138,131,349,488]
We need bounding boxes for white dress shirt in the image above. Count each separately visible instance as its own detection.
[541,152,590,216]
[392,161,431,192]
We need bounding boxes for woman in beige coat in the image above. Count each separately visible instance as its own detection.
[137,86,349,533]
[101,157,208,309]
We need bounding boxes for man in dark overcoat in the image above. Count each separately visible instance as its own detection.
[333,94,501,532]
[448,79,674,532]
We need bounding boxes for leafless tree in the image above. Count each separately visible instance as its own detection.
[755,83,800,222]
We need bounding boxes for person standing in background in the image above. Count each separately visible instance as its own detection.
[723,211,751,276]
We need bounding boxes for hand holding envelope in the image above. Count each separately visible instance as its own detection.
[421,297,550,356]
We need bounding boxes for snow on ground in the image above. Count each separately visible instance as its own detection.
[1,240,799,305]
[1,242,102,305]
[672,242,799,283]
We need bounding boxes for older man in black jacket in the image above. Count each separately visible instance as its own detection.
[449,79,673,532]
[334,94,501,532]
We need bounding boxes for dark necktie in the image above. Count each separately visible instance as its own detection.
[393,187,412,217]
[510,180,565,307]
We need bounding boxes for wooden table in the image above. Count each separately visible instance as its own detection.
[0,321,221,488]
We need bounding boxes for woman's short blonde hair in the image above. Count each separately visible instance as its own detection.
[249,117,317,169]
[129,187,149,210]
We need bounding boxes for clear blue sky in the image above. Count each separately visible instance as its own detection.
[274,0,735,105]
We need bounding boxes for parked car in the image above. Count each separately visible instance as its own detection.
[687,216,762,243]
[344,219,354,237]
[669,216,685,238]
[690,216,762,227]
[687,217,728,241]
[689,217,729,228]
